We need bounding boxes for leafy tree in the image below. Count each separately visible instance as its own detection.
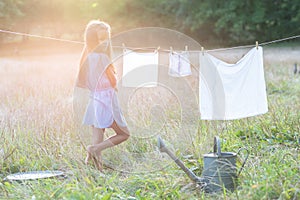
[0,0,299,45]
[0,0,23,41]
[129,0,300,45]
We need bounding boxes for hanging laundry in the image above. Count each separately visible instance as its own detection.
[199,46,268,120]
[168,51,192,77]
[122,49,159,87]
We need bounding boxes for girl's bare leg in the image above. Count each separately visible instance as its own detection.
[85,127,104,169]
[87,121,130,168]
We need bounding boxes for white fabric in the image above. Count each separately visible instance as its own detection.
[168,51,192,77]
[122,49,159,87]
[86,52,111,91]
[83,53,127,128]
[83,89,127,128]
[199,46,268,120]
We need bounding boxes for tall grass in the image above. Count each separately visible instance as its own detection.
[0,44,299,199]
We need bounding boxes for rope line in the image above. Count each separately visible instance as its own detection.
[0,29,299,52]
[0,29,84,44]
[206,44,254,52]
[207,35,300,52]
[260,35,300,46]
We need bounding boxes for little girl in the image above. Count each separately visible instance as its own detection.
[76,20,130,171]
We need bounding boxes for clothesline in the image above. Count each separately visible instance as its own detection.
[0,29,299,53]
[0,29,84,44]
[206,35,300,52]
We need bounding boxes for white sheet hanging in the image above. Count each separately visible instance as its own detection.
[199,46,268,120]
[168,51,192,77]
[122,49,159,87]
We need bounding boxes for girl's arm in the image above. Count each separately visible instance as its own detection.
[105,64,117,88]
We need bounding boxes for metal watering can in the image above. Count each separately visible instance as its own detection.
[158,136,249,193]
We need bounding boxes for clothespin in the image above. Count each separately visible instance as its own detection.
[256,41,258,50]
[170,46,173,54]
[185,45,188,52]
[201,47,204,55]
[122,43,126,52]
[155,46,160,54]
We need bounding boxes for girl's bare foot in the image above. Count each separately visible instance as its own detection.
[87,145,103,171]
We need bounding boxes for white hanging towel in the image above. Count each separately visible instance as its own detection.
[122,49,159,87]
[199,46,268,120]
[168,51,192,77]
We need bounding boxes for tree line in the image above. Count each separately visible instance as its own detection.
[0,0,299,46]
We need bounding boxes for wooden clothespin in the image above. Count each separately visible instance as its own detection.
[155,46,160,54]
[201,46,204,55]
[170,46,173,54]
[185,45,188,52]
[122,43,126,52]
[256,41,258,50]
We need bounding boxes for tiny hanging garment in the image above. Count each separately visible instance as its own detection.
[199,46,268,120]
[168,51,192,77]
[122,49,159,87]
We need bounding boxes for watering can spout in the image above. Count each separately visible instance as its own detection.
[157,136,208,187]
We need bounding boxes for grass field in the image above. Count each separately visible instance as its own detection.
[0,41,299,199]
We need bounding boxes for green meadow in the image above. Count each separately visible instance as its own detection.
[0,43,299,200]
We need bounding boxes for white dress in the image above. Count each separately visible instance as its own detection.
[83,52,127,128]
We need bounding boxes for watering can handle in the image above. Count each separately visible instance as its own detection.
[237,147,249,176]
[213,136,221,157]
